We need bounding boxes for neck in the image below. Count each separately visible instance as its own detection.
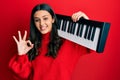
[41,32,51,44]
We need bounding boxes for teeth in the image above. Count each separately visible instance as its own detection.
[40,26,46,30]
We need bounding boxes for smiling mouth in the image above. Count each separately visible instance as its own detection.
[40,26,47,31]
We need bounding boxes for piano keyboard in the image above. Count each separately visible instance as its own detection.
[56,14,110,53]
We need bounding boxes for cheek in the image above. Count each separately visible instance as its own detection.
[35,23,39,29]
[48,22,53,30]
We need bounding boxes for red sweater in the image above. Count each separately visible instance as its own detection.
[9,32,90,80]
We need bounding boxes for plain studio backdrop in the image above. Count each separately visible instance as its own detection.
[0,0,120,80]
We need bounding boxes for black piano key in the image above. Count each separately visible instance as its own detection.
[76,24,80,36]
[84,25,89,39]
[64,20,67,31]
[91,27,96,41]
[67,22,72,33]
[67,22,70,33]
[86,26,90,39]
[61,21,64,31]
[61,20,66,31]
[57,19,61,29]
[71,23,76,34]
[69,22,72,33]
[73,23,76,34]
[87,26,92,40]
[69,22,73,34]
[79,24,84,37]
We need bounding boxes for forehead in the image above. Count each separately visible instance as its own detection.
[34,10,51,17]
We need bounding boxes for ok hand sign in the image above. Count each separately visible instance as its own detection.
[13,31,34,55]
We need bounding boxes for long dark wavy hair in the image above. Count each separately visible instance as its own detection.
[28,3,63,61]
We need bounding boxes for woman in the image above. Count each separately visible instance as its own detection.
[9,3,90,80]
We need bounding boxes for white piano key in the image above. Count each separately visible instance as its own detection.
[81,24,87,38]
[60,19,63,30]
[92,27,100,47]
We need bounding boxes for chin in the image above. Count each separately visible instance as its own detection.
[41,31,49,34]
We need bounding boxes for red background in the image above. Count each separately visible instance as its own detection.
[0,0,120,80]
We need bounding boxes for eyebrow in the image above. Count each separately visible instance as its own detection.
[34,15,49,18]
[42,15,49,17]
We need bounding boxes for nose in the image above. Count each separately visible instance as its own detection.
[39,20,44,26]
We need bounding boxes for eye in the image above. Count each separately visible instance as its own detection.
[43,17,48,20]
[34,19,39,22]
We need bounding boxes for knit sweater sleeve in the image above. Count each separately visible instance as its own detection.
[9,54,32,79]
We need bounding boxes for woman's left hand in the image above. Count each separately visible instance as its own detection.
[71,11,89,22]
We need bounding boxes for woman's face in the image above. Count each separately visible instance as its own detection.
[34,10,54,34]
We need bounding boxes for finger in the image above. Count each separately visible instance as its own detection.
[82,13,89,19]
[13,36,18,44]
[26,40,33,47]
[28,43,34,50]
[72,12,82,22]
[75,12,89,21]
[27,40,34,49]
[75,12,83,21]
[77,15,83,21]
[23,30,27,41]
[18,31,22,41]
[79,12,89,19]
[72,15,80,22]
[71,13,76,22]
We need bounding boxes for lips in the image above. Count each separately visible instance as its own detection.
[40,26,47,31]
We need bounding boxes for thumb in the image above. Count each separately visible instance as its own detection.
[26,40,34,48]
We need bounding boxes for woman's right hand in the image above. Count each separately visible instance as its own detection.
[13,31,34,55]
